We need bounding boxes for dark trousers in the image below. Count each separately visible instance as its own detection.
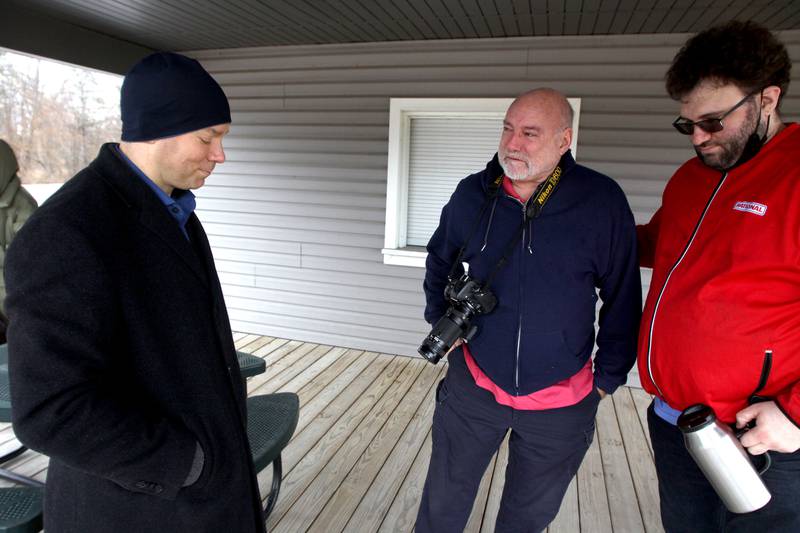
[648,402,800,532]
[415,349,601,533]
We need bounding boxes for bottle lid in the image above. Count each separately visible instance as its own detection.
[677,404,716,433]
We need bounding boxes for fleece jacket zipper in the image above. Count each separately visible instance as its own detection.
[645,171,729,398]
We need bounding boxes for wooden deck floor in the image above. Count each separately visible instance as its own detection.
[0,333,664,532]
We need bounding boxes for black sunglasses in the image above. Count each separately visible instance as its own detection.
[672,92,757,135]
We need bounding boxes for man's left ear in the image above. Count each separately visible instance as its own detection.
[559,127,573,155]
[761,85,782,115]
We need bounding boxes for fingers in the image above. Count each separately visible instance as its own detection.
[734,401,800,454]
[735,403,762,429]
[444,338,463,357]
[745,442,769,456]
[738,425,771,455]
[737,403,768,449]
[738,425,761,448]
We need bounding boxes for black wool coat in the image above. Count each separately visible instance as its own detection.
[5,144,265,533]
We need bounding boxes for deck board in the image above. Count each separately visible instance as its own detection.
[237,335,276,355]
[268,354,405,528]
[576,425,613,533]
[378,429,432,533]
[251,343,330,395]
[273,357,420,532]
[631,387,656,456]
[613,390,663,532]
[597,396,646,532]
[0,335,662,532]
[345,364,444,532]
[234,333,261,349]
[307,360,434,533]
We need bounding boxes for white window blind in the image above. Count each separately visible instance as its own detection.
[406,117,502,246]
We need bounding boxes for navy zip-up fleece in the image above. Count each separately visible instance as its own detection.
[424,150,641,396]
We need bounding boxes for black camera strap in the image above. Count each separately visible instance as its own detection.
[447,164,563,288]
[526,165,563,219]
[447,172,504,281]
[483,165,563,289]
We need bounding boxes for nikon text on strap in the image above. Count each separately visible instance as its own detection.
[527,165,562,219]
[482,165,563,289]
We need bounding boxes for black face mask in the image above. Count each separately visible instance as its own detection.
[728,101,770,170]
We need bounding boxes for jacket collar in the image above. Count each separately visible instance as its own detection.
[89,143,209,287]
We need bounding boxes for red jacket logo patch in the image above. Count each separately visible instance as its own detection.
[733,201,767,216]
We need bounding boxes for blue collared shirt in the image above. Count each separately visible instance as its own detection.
[115,145,196,239]
[654,396,682,425]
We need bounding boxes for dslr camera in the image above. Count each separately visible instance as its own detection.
[418,273,497,364]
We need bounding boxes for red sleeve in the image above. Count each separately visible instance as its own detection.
[637,207,662,269]
[775,384,800,429]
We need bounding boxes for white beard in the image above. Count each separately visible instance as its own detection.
[499,152,532,181]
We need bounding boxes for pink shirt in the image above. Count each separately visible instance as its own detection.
[463,345,594,409]
[459,175,595,410]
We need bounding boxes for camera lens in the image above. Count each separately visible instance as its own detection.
[418,335,446,364]
[418,306,471,364]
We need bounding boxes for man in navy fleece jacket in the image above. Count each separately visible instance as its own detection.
[416,89,641,532]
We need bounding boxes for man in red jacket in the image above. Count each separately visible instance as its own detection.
[638,21,800,532]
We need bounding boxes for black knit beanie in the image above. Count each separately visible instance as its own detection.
[121,52,231,142]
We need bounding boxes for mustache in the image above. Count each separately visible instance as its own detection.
[501,151,530,165]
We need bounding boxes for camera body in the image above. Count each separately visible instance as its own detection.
[418,273,497,364]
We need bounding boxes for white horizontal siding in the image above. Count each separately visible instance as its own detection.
[191,32,800,388]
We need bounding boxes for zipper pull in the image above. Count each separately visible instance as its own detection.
[748,349,773,404]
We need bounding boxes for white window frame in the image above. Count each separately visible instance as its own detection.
[382,97,581,267]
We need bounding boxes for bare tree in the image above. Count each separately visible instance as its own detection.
[0,50,121,184]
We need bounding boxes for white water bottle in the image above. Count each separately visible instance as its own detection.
[677,404,771,513]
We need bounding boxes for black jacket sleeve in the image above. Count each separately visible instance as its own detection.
[593,184,642,394]
[423,193,466,325]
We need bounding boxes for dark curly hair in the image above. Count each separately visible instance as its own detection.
[666,21,791,106]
